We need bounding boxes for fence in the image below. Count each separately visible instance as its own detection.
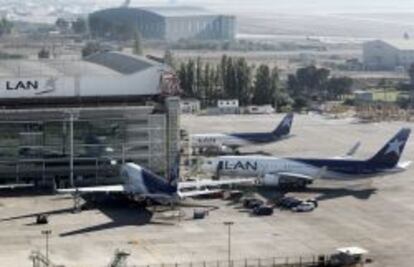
[130,255,335,267]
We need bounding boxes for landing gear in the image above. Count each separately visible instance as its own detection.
[72,190,82,213]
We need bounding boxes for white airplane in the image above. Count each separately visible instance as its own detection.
[57,160,254,206]
[0,183,34,189]
[190,113,293,154]
[201,128,411,188]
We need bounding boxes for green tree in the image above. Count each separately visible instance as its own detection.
[409,63,414,85]
[288,65,331,102]
[295,66,330,100]
[270,67,280,109]
[81,42,102,58]
[203,62,212,106]
[253,64,273,105]
[72,18,87,34]
[327,77,353,100]
[38,48,50,59]
[234,58,252,105]
[408,63,414,108]
[186,60,195,96]
[287,74,300,97]
[178,63,188,95]
[0,18,12,37]
[224,57,236,98]
[55,18,69,32]
[195,57,202,98]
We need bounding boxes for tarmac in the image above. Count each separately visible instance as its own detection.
[1,113,414,266]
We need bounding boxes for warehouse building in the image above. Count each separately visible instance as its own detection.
[89,6,236,41]
[0,52,180,187]
[363,39,414,70]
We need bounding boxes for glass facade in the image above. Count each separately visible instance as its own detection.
[0,106,170,186]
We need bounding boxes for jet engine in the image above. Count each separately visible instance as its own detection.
[258,174,312,188]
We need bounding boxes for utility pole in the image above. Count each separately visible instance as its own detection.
[69,112,74,187]
[41,230,52,262]
[224,221,234,267]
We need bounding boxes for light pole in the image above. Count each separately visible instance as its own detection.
[69,112,74,188]
[65,111,78,188]
[224,221,234,267]
[41,230,52,262]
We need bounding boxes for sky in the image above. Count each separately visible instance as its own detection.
[3,0,414,37]
[118,0,414,14]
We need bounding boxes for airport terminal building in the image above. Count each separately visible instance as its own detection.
[0,52,180,186]
[89,6,236,41]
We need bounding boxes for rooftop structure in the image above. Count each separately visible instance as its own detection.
[0,51,168,106]
[89,6,236,41]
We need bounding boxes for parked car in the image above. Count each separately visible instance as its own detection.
[278,196,302,209]
[306,198,319,208]
[253,205,274,216]
[243,198,264,209]
[292,202,316,212]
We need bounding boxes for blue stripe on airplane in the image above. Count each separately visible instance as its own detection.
[289,158,388,175]
[229,132,278,143]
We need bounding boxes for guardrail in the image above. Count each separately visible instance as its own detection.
[130,255,336,267]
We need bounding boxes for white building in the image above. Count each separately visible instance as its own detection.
[180,98,201,114]
[244,105,275,114]
[217,99,239,114]
[217,99,239,108]
[363,39,414,70]
[354,90,374,103]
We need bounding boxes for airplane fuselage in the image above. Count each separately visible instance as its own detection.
[191,133,252,149]
[203,156,404,180]
[190,113,294,151]
[191,132,282,149]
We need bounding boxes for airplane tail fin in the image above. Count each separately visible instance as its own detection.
[272,113,294,138]
[367,128,411,169]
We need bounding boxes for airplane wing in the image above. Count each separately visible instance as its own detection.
[178,189,223,198]
[178,178,256,190]
[0,183,34,189]
[275,167,327,181]
[397,161,412,170]
[57,185,125,194]
[177,178,255,198]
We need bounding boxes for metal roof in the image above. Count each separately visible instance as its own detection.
[85,52,160,75]
[380,39,414,51]
[0,52,161,78]
[0,59,121,78]
[138,6,218,18]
